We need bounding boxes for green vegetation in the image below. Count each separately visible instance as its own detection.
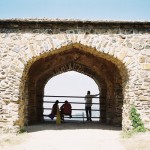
[130,105,146,132]
[122,105,146,138]
[19,128,26,134]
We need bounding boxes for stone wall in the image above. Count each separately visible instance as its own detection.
[0,19,150,133]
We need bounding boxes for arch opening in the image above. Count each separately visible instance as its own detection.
[19,45,127,129]
[44,71,100,122]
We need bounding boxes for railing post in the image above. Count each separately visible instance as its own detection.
[82,112,84,123]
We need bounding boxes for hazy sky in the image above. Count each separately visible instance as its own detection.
[44,71,99,117]
[0,0,150,20]
[44,71,99,97]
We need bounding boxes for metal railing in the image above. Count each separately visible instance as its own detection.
[39,95,104,122]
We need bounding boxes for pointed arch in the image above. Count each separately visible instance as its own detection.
[18,41,128,128]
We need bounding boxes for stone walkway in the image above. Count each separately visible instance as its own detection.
[1,122,125,150]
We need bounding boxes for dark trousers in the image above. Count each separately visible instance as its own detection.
[85,106,92,121]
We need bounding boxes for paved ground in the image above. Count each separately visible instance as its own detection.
[0,122,149,150]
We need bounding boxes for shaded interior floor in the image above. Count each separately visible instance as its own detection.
[25,120,122,133]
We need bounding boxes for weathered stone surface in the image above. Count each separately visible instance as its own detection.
[141,64,150,70]
[0,19,150,133]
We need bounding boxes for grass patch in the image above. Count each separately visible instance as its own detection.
[121,129,146,138]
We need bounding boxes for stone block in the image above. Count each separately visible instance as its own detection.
[140,85,148,90]
[141,64,150,70]
[116,47,128,60]
[139,95,150,101]
[139,56,145,63]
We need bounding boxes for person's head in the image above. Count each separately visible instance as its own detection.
[55,100,59,104]
[65,100,68,104]
[87,91,90,94]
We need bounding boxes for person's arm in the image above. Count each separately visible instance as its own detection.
[91,93,100,97]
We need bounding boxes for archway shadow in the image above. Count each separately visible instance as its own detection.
[25,120,122,133]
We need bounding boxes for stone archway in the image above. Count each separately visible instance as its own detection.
[19,43,127,130]
[1,20,150,133]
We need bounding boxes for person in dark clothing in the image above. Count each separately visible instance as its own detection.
[48,100,59,120]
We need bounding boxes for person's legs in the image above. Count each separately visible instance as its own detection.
[49,113,55,120]
[64,112,72,119]
[89,107,92,121]
[69,114,72,118]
